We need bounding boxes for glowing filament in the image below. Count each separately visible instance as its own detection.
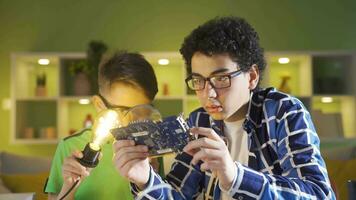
[91,110,120,148]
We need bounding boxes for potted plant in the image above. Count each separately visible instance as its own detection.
[69,41,108,95]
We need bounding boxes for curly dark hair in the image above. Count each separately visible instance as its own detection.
[180,16,266,88]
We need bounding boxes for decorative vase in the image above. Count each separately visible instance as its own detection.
[278,75,291,94]
[23,127,34,139]
[35,73,47,97]
[162,83,169,96]
[74,72,91,96]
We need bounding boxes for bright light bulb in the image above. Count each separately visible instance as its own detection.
[321,97,333,103]
[158,58,169,65]
[77,109,121,168]
[92,109,120,148]
[79,99,90,105]
[278,57,290,64]
[38,59,50,65]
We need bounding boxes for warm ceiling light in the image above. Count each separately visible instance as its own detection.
[79,99,90,105]
[38,59,50,65]
[158,58,169,65]
[278,57,290,64]
[321,97,333,103]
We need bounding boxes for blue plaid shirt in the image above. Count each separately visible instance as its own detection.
[132,88,335,200]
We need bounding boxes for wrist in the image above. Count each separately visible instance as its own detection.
[219,162,238,192]
[220,179,234,191]
[134,166,152,190]
[135,175,149,190]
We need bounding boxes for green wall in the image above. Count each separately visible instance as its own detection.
[1,0,356,157]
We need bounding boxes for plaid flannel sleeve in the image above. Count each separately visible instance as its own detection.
[223,98,336,199]
[131,152,204,200]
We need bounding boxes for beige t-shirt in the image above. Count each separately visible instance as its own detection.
[221,119,249,200]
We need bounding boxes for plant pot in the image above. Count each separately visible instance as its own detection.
[74,72,91,96]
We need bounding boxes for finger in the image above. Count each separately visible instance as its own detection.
[200,160,221,171]
[115,145,148,161]
[114,151,149,169]
[63,165,83,177]
[63,163,90,177]
[63,164,89,178]
[72,150,83,159]
[64,176,74,184]
[66,157,87,171]
[63,157,90,176]
[112,145,148,168]
[190,127,223,142]
[183,137,221,153]
[63,174,80,184]
[113,140,135,152]
[67,175,81,184]
[191,148,222,165]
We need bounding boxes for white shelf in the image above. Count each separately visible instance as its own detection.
[11,138,59,144]
[16,97,58,101]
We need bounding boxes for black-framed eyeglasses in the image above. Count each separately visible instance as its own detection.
[185,69,243,91]
[97,94,132,115]
[97,94,159,119]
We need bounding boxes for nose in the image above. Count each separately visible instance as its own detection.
[204,80,217,99]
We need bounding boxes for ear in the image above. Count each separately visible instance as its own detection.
[248,64,260,90]
[92,95,106,113]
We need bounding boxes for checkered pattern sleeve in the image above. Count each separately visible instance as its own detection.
[226,96,336,199]
[131,153,204,200]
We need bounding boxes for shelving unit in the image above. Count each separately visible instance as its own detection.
[11,53,94,144]
[10,52,200,144]
[264,52,356,140]
[11,51,356,144]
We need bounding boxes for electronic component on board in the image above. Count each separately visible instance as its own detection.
[111,114,194,157]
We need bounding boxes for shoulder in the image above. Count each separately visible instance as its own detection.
[252,87,299,105]
[51,129,92,163]
[63,128,92,142]
[57,128,92,152]
[252,88,308,119]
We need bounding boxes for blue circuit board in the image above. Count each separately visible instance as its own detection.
[111,114,194,156]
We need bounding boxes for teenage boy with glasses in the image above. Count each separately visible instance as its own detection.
[45,52,158,200]
[113,17,335,199]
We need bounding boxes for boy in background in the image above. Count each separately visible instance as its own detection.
[45,52,158,200]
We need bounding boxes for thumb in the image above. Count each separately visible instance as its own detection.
[72,150,84,159]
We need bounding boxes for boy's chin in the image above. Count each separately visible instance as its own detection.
[208,112,226,121]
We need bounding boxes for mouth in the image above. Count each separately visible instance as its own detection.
[205,105,223,113]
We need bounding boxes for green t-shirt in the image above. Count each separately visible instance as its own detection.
[45,129,133,200]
